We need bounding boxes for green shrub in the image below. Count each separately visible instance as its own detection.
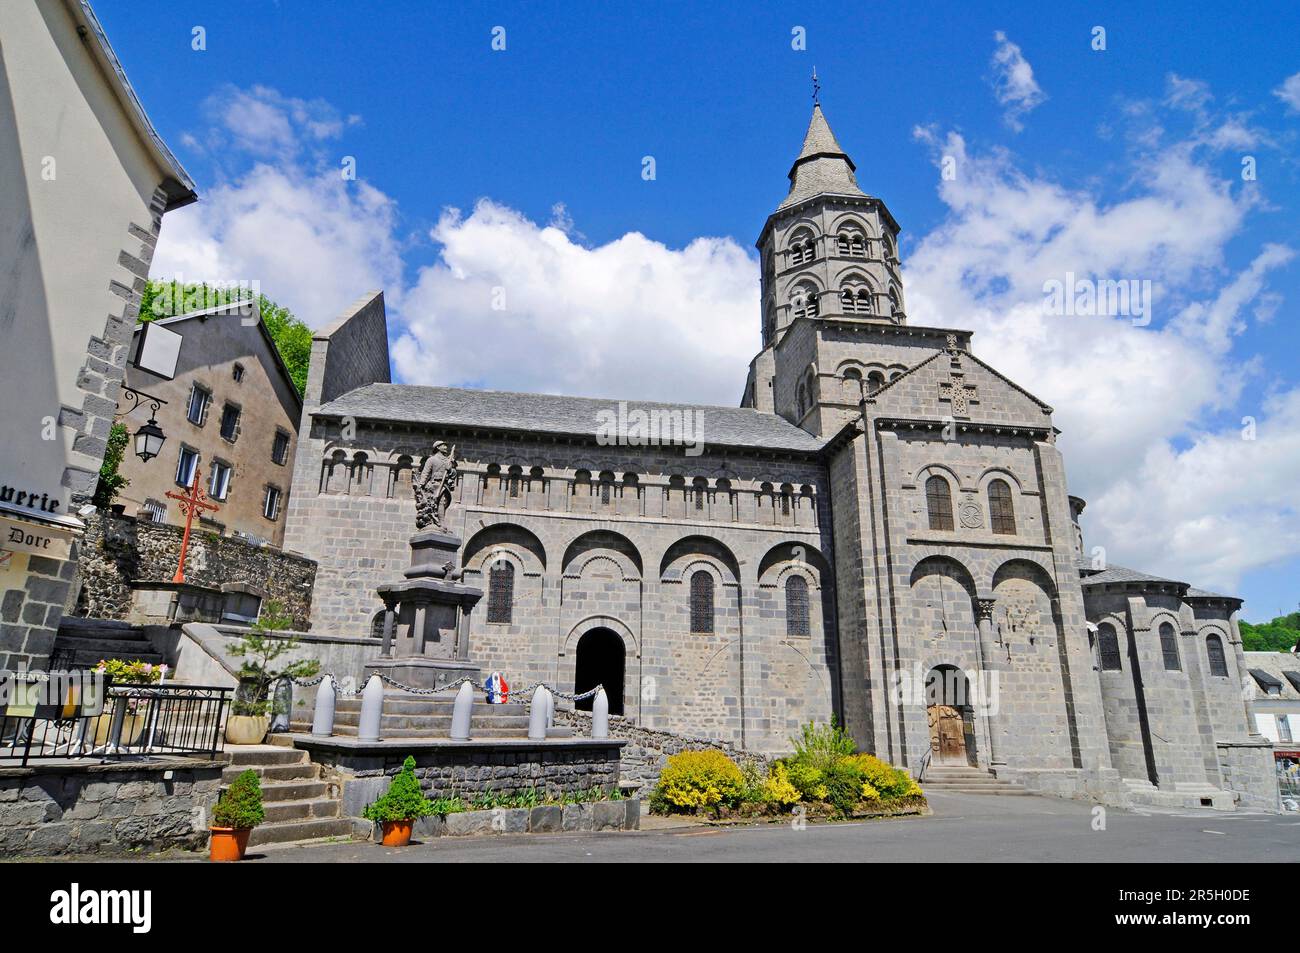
[821,760,867,815]
[651,749,745,812]
[362,756,435,823]
[213,769,265,829]
[790,720,858,772]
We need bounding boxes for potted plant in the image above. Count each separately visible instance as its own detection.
[209,768,266,861]
[225,600,319,745]
[362,755,434,846]
[91,659,167,746]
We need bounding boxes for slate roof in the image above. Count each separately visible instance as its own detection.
[778,105,868,210]
[1243,652,1300,700]
[315,383,826,453]
[1079,564,1186,588]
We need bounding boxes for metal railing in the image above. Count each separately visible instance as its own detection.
[0,683,230,766]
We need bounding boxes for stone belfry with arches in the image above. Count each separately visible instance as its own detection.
[284,95,1278,812]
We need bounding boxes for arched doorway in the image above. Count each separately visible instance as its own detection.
[925,665,976,766]
[575,627,625,715]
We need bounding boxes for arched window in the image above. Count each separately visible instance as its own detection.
[840,285,873,314]
[836,230,866,258]
[691,476,708,511]
[867,370,886,395]
[791,283,819,320]
[796,382,808,417]
[487,560,515,624]
[507,465,523,498]
[785,575,810,637]
[889,287,902,317]
[599,471,616,506]
[1159,621,1181,671]
[883,233,896,261]
[780,483,794,518]
[1099,623,1122,671]
[689,571,714,634]
[925,475,954,531]
[370,611,387,639]
[1206,634,1228,677]
[789,230,815,266]
[987,479,1016,535]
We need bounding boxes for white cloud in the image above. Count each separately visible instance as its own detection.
[988,31,1046,131]
[907,117,1294,593]
[153,164,402,328]
[391,201,757,404]
[1274,70,1300,112]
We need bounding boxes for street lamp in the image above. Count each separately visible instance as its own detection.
[133,415,166,462]
[119,386,168,462]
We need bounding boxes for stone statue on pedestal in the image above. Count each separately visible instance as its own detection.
[413,442,457,531]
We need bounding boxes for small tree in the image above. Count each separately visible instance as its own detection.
[227,600,319,716]
[212,769,266,829]
[362,756,435,823]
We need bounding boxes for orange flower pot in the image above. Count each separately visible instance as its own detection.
[209,827,251,862]
[380,820,414,847]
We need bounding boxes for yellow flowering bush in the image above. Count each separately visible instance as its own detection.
[848,753,921,799]
[760,762,801,806]
[652,749,745,812]
[785,761,828,802]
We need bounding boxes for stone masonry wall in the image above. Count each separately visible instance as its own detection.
[0,760,224,857]
[72,510,316,628]
[555,707,769,790]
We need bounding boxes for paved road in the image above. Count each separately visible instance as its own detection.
[248,793,1300,863]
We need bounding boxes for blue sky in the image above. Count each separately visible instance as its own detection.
[98,1,1300,620]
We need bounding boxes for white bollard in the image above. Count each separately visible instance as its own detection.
[451,681,474,741]
[528,686,549,741]
[357,674,383,743]
[592,687,609,739]
[544,687,555,728]
[310,675,335,737]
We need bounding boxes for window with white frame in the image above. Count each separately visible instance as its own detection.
[186,385,210,425]
[140,499,167,523]
[271,429,290,466]
[175,446,199,487]
[262,485,282,521]
[209,460,232,500]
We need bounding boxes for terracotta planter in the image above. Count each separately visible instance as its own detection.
[224,715,270,745]
[380,819,414,847]
[91,712,146,747]
[209,826,251,862]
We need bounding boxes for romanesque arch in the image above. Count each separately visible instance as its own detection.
[562,529,643,579]
[463,522,547,574]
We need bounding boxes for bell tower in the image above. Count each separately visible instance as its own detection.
[742,98,908,436]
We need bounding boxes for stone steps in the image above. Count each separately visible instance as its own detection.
[921,766,1028,796]
[247,816,355,848]
[220,744,354,848]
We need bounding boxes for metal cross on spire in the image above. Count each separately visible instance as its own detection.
[811,66,821,106]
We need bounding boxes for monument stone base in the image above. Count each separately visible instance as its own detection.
[364,655,481,692]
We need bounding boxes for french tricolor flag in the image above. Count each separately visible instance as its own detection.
[484,672,510,704]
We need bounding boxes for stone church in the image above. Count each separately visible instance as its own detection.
[282,105,1277,810]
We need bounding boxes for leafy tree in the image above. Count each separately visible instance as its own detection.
[362,756,435,822]
[137,280,311,396]
[1240,612,1300,653]
[91,422,130,508]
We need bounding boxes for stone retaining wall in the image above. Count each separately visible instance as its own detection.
[0,759,226,857]
[72,510,317,628]
[554,708,770,790]
[392,799,640,840]
[294,738,625,818]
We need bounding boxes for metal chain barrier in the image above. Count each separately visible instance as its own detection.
[282,672,603,703]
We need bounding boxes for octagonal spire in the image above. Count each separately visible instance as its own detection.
[778,104,867,210]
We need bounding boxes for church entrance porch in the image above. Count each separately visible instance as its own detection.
[925,665,976,767]
[575,627,625,716]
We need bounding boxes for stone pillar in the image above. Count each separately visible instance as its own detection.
[379,600,397,658]
[975,597,1004,767]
